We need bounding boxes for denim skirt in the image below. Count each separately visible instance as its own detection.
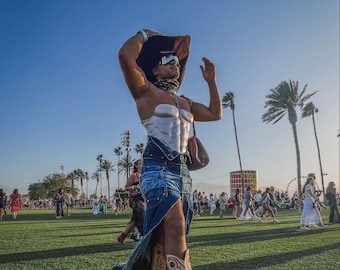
[114,136,193,270]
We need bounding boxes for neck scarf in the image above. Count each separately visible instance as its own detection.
[154,78,179,95]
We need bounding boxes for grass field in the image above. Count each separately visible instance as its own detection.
[1,207,339,270]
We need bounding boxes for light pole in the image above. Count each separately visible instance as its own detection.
[96,154,103,196]
[121,130,131,182]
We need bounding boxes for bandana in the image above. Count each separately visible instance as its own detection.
[154,79,180,94]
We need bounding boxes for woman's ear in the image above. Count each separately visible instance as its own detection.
[152,67,158,77]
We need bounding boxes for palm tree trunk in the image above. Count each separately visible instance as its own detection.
[106,172,110,199]
[95,181,98,196]
[232,110,244,192]
[291,122,302,210]
[312,115,325,200]
[117,156,120,190]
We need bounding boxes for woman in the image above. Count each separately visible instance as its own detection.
[116,28,222,270]
[64,189,74,216]
[325,181,340,224]
[99,195,107,214]
[235,188,243,218]
[9,188,22,219]
[209,193,216,215]
[241,186,260,221]
[218,192,228,219]
[300,173,327,229]
[260,187,279,224]
[92,195,100,215]
[117,159,145,244]
[55,188,64,219]
[0,188,5,220]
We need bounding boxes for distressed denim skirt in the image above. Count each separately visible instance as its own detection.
[114,136,193,270]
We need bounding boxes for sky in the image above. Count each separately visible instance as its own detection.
[0,0,339,198]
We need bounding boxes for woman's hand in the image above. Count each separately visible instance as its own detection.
[200,57,216,83]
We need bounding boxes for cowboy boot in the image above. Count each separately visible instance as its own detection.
[165,249,192,270]
[152,243,166,270]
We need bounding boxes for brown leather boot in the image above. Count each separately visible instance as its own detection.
[152,243,166,270]
[165,249,192,270]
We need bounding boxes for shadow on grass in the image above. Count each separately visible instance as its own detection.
[0,242,130,263]
[188,226,339,247]
[193,242,340,270]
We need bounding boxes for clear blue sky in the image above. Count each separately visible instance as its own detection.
[0,0,339,197]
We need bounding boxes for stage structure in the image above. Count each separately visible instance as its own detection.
[230,170,258,195]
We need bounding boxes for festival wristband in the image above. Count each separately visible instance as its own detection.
[138,29,149,42]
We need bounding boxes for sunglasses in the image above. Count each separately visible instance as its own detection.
[159,54,180,66]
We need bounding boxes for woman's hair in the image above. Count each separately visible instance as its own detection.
[302,178,313,193]
[326,181,335,193]
[10,189,19,199]
[133,159,141,173]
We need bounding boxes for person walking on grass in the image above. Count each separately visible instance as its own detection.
[117,159,145,244]
[55,188,64,219]
[234,188,243,219]
[209,193,216,215]
[218,192,228,219]
[300,173,328,229]
[64,189,74,216]
[325,181,340,224]
[260,187,279,224]
[9,188,22,220]
[0,188,5,220]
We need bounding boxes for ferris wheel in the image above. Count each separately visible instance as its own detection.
[286,176,320,196]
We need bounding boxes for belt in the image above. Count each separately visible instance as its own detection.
[144,152,187,164]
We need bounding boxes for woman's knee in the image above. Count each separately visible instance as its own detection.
[162,204,185,238]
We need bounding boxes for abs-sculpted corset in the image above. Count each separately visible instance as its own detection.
[142,104,193,154]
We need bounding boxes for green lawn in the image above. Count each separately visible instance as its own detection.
[1,207,339,270]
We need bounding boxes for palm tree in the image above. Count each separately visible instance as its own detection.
[134,143,144,158]
[99,159,115,199]
[118,155,135,182]
[85,171,89,197]
[302,102,325,199]
[262,80,317,195]
[96,154,103,195]
[91,170,100,196]
[114,147,123,189]
[222,92,245,192]
[74,169,85,203]
[66,171,76,190]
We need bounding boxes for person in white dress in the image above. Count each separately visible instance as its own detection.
[92,196,100,215]
[300,173,327,229]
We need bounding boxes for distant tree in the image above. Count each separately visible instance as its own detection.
[91,170,100,196]
[222,92,245,192]
[302,101,325,199]
[99,159,115,199]
[28,182,47,200]
[134,143,144,158]
[85,171,89,197]
[262,80,317,194]
[118,155,135,180]
[74,169,85,201]
[66,171,76,190]
[114,147,123,189]
[96,154,103,195]
[42,173,69,199]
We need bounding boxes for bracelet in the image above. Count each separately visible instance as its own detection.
[138,29,149,42]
